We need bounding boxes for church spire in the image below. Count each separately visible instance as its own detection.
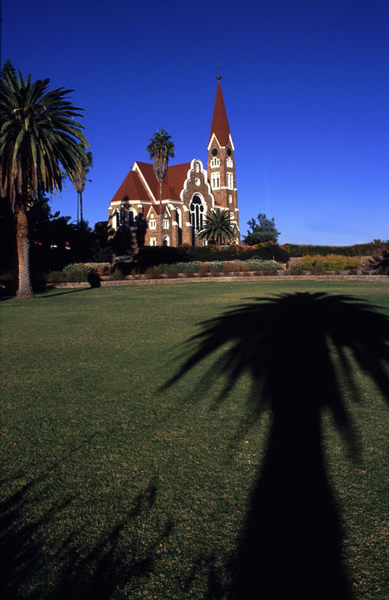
[209,76,231,147]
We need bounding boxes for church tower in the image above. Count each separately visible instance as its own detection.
[207,76,239,234]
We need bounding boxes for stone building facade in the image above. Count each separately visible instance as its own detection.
[108,77,239,246]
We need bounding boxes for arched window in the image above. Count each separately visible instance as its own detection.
[189,195,205,232]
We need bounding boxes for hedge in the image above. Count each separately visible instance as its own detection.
[281,242,389,257]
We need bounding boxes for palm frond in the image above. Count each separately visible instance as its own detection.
[198,209,237,245]
[0,60,90,210]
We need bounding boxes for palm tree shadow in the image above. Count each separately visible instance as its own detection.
[165,292,389,600]
[0,437,173,599]
[0,472,172,600]
[39,287,94,299]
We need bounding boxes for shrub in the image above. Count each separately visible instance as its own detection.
[187,243,289,264]
[46,270,65,283]
[62,263,92,282]
[287,265,303,275]
[247,245,289,263]
[200,263,210,276]
[180,263,199,277]
[222,262,240,273]
[114,260,136,276]
[245,259,282,272]
[137,246,190,271]
[311,263,325,275]
[89,246,113,262]
[0,270,17,294]
[109,269,125,281]
[165,266,179,278]
[301,255,360,272]
[144,266,162,279]
[209,262,224,273]
[261,268,278,276]
[281,243,389,258]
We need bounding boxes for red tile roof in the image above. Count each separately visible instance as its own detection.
[110,170,151,204]
[209,81,231,146]
[135,161,192,201]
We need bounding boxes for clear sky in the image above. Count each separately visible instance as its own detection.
[2,0,388,244]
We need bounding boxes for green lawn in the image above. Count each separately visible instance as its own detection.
[1,280,388,599]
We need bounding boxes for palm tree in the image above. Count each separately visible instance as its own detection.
[198,208,237,245]
[72,148,93,223]
[147,130,174,245]
[0,61,89,297]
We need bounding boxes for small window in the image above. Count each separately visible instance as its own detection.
[227,172,233,189]
[228,195,233,204]
[226,157,233,168]
[149,219,156,230]
[210,157,220,168]
[150,237,157,246]
[212,148,218,156]
[163,219,169,229]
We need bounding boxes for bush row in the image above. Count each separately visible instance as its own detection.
[281,242,389,257]
[46,263,98,282]
[300,255,361,271]
[155,260,283,276]
[45,259,283,282]
[131,243,289,271]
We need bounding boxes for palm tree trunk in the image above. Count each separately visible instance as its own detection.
[80,190,83,223]
[15,198,33,297]
[159,181,163,246]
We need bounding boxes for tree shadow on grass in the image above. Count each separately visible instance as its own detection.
[0,287,95,302]
[39,287,96,299]
[164,292,389,600]
[0,470,172,599]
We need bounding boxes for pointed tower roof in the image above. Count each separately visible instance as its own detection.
[209,76,231,146]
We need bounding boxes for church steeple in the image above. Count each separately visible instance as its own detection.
[208,76,233,148]
[206,77,239,240]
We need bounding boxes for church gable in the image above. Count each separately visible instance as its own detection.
[180,159,214,209]
[134,161,191,202]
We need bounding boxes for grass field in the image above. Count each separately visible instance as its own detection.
[1,280,388,599]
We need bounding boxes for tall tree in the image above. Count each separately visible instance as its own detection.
[72,148,93,223]
[244,213,280,245]
[198,208,237,245]
[147,130,174,245]
[0,61,89,296]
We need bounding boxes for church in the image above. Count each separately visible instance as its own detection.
[108,77,239,246]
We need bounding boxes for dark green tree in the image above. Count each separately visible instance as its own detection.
[198,209,237,245]
[0,61,89,296]
[135,213,148,249]
[244,213,280,245]
[147,130,174,245]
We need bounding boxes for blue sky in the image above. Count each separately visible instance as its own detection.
[2,0,388,244]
